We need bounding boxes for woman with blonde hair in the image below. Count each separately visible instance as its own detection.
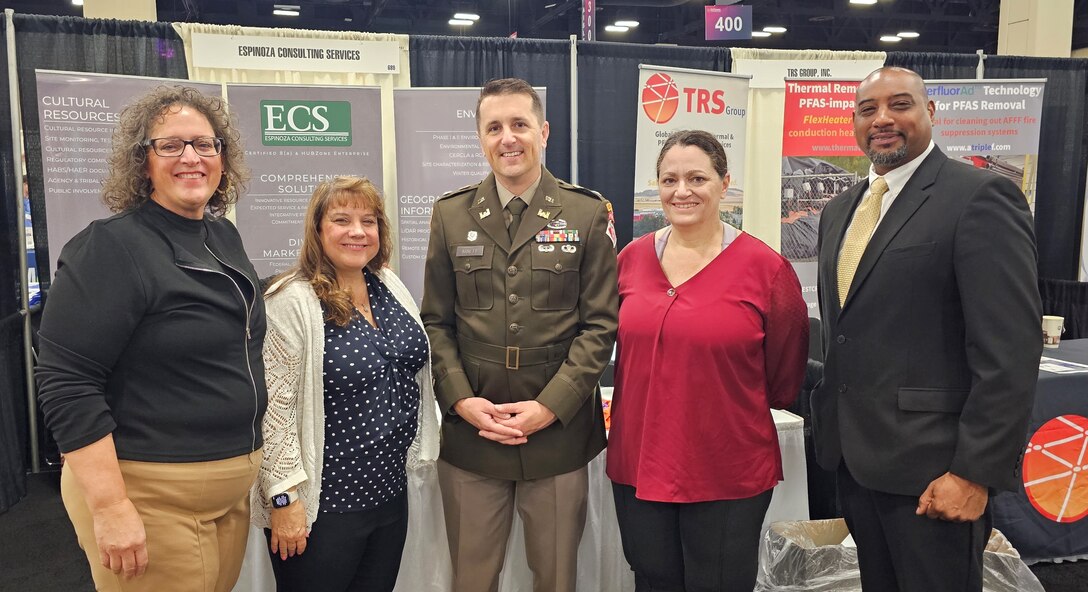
[253,176,439,591]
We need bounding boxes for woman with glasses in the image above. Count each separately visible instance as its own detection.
[37,85,266,592]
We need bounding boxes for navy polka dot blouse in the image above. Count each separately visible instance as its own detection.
[320,269,427,512]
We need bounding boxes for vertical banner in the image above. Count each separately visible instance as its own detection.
[392,88,546,304]
[927,79,1045,214]
[227,84,384,279]
[780,79,864,317]
[35,70,219,279]
[780,77,1046,318]
[632,65,749,239]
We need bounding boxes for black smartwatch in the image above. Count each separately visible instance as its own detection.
[271,490,299,509]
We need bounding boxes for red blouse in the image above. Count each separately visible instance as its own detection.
[606,231,809,502]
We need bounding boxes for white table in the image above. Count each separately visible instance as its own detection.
[234,406,808,592]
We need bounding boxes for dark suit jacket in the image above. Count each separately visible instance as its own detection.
[812,147,1042,496]
[421,167,618,481]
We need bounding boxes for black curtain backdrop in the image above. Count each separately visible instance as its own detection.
[15,14,190,290]
[985,55,1088,280]
[0,13,29,514]
[409,36,572,182]
[884,51,980,80]
[576,42,730,250]
[1039,278,1088,340]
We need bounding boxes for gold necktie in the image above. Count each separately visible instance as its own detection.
[837,176,889,307]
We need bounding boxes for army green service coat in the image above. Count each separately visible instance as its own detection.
[421,167,618,480]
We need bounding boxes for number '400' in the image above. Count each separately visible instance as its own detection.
[714,16,742,32]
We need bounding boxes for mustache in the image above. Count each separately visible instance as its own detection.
[867,130,905,143]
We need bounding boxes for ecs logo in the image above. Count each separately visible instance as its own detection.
[260,100,352,146]
[642,73,680,124]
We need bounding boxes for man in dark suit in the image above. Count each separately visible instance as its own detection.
[421,78,618,592]
[812,66,1042,591]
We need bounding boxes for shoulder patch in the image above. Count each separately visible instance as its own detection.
[556,179,605,200]
[438,182,481,201]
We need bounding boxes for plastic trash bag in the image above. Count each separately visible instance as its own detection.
[755,519,1044,592]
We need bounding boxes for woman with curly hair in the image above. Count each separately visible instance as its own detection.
[253,176,439,591]
[36,85,266,591]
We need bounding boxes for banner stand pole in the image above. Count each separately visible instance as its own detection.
[570,34,579,185]
[5,8,39,473]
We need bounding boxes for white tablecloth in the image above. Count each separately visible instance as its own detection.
[234,407,808,592]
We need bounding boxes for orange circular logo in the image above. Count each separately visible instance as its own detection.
[1023,415,1088,523]
[642,73,680,124]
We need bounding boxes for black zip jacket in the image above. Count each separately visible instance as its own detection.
[37,199,267,462]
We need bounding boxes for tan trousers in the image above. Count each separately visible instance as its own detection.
[61,450,261,592]
[437,459,589,592]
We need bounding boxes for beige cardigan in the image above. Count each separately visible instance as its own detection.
[250,269,440,529]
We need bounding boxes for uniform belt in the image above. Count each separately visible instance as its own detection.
[458,335,573,370]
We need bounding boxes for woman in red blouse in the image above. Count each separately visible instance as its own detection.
[606,130,809,591]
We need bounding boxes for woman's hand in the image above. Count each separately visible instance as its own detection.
[92,497,148,578]
[269,499,309,560]
[63,435,149,579]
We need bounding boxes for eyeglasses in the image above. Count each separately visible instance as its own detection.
[142,136,224,157]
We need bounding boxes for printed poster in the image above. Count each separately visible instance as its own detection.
[227,83,384,279]
[780,77,1045,317]
[632,65,749,239]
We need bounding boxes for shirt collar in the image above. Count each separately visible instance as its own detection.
[496,172,542,209]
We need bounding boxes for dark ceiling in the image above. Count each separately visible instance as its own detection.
[6,0,1088,53]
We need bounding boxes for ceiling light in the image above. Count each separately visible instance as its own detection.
[880,35,902,42]
[273,9,299,16]
[850,0,878,4]
[72,0,84,5]
[763,26,787,33]
[615,20,640,28]
[751,31,772,38]
[449,19,473,26]
[897,31,920,38]
[453,13,480,21]
[604,25,630,33]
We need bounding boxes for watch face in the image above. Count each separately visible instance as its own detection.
[272,493,290,508]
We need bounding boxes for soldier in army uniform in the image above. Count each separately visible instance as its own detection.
[421,78,618,592]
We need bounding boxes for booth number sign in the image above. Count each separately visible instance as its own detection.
[705,5,752,41]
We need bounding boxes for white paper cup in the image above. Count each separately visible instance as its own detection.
[1042,315,1065,349]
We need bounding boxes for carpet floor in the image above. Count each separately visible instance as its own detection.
[2,471,1086,591]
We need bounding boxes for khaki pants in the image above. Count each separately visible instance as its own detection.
[437,459,589,592]
[61,450,261,592]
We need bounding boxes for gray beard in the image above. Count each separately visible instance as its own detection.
[866,143,908,168]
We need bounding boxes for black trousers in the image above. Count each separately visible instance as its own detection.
[266,495,408,592]
[612,482,773,592]
[837,464,991,592]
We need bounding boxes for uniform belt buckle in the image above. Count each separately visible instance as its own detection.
[505,346,520,370]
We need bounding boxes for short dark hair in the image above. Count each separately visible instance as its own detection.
[655,130,729,179]
[476,78,545,128]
